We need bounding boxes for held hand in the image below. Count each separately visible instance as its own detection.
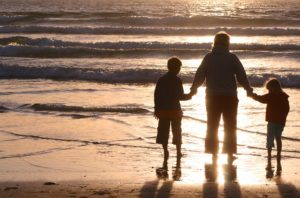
[186,92,193,100]
[249,92,258,98]
[190,88,197,96]
[246,87,253,97]
[154,111,159,120]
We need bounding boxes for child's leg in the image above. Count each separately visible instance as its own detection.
[266,123,275,169]
[176,144,182,159]
[275,136,282,170]
[163,143,169,162]
[267,147,272,168]
[157,118,171,168]
[274,124,284,171]
[171,117,182,158]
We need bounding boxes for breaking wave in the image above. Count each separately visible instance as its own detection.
[1,64,299,87]
[1,36,299,58]
[1,26,300,36]
[20,103,150,114]
[1,36,300,51]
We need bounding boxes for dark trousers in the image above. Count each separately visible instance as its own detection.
[205,95,238,154]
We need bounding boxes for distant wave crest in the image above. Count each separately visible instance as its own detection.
[1,12,299,27]
[1,26,300,36]
[1,36,300,58]
[1,36,300,51]
[1,64,299,87]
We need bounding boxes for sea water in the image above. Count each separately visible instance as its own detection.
[0,0,299,181]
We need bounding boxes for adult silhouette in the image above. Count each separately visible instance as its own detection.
[190,31,253,163]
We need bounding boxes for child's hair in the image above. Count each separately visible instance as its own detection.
[167,57,182,73]
[213,31,230,49]
[265,78,283,93]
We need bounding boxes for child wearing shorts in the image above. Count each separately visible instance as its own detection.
[154,57,193,167]
[250,78,289,172]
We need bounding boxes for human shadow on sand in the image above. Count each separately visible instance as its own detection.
[139,157,181,198]
[265,165,300,198]
[275,177,300,198]
[203,160,241,198]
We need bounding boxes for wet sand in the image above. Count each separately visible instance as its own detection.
[1,179,299,198]
[0,136,299,198]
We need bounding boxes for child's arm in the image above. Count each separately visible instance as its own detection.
[250,93,269,104]
[177,78,193,101]
[180,92,193,100]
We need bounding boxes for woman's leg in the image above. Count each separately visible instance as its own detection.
[206,96,222,155]
[223,96,238,159]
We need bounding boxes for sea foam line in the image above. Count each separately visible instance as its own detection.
[1,36,300,51]
[0,130,299,159]
[0,130,159,152]
[22,103,150,114]
[1,12,300,27]
[1,26,300,36]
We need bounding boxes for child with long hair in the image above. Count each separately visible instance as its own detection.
[250,78,289,174]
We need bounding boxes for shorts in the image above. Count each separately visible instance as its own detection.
[267,122,284,148]
[156,117,182,145]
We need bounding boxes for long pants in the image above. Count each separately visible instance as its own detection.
[205,95,238,154]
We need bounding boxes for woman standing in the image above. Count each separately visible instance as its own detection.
[190,32,253,163]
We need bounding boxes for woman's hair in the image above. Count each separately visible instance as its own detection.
[167,56,182,72]
[265,78,283,93]
[213,31,230,49]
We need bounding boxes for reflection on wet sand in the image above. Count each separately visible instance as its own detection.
[139,156,181,197]
[265,165,300,197]
[274,177,300,197]
[203,155,241,198]
[139,153,300,198]
[156,155,182,181]
[204,157,237,183]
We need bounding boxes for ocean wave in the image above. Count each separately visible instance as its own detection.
[21,103,150,114]
[117,15,300,27]
[1,26,300,36]
[1,64,299,87]
[0,11,137,24]
[0,45,298,59]
[0,88,98,96]
[1,12,299,27]
[1,37,300,59]
[1,36,300,51]
[0,106,9,113]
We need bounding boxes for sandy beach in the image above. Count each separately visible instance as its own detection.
[0,131,299,197]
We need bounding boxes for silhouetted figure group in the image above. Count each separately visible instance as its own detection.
[154,31,290,179]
